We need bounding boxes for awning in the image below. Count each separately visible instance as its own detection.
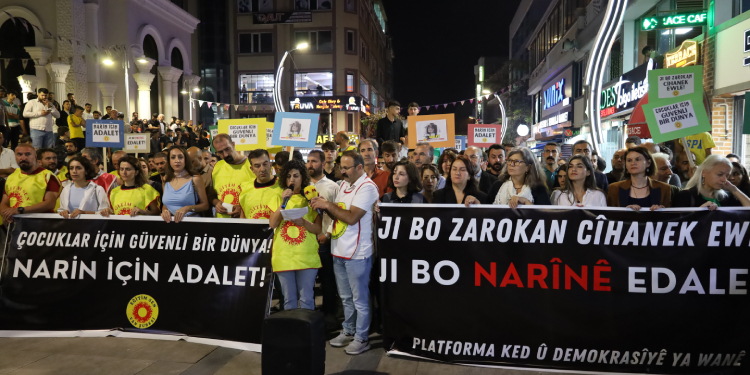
[627,93,651,138]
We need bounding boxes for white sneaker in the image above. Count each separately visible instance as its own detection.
[345,339,370,355]
[329,331,354,347]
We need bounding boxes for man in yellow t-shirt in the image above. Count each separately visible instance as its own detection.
[683,132,716,165]
[0,144,61,224]
[336,131,357,156]
[67,105,86,152]
[239,149,283,220]
[210,134,256,218]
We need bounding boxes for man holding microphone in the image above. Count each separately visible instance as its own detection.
[23,88,59,148]
[310,150,378,355]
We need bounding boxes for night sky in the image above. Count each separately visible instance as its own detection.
[382,0,523,119]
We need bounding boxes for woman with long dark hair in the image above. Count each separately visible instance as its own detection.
[728,162,750,197]
[433,155,486,204]
[437,150,456,181]
[268,159,322,310]
[381,160,424,203]
[160,147,209,223]
[58,156,111,218]
[606,147,672,210]
[551,155,606,207]
[107,156,161,216]
[421,164,440,203]
[467,147,550,208]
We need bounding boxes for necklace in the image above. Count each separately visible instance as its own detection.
[632,184,648,189]
[175,170,189,178]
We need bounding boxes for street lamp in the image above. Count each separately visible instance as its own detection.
[273,42,309,112]
[180,80,201,123]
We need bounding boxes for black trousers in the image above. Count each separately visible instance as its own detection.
[318,243,338,315]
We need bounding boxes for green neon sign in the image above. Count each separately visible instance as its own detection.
[641,10,707,30]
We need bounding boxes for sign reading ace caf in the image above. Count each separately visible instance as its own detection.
[86,120,124,148]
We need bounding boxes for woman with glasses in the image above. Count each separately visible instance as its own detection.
[606,147,672,210]
[381,160,424,203]
[421,164,441,203]
[551,155,606,207]
[467,148,549,208]
[433,155,486,204]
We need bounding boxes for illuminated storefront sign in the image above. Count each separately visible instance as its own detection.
[665,40,699,68]
[599,62,651,118]
[289,96,368,112]
[641,10,707,30]
[543,79,565,110]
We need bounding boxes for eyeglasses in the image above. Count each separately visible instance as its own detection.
[507,159,527,167]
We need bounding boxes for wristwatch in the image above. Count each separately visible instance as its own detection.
[17,207,24,214]
[325,232,331,239]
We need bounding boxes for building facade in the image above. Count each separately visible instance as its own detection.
[0,0,199,122]
[515,0,750,168]
[226,0,393,138]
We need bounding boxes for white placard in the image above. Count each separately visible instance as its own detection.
[657,73,695,99]
[472,127,497,144]
[652,99,699,133]
[415,119,448,143]
[92,122,121,143]
[281,207,308,221]
[278,118,312,142]
[124,134,150,153]
[227,124,258,146]
[266,128,275,147]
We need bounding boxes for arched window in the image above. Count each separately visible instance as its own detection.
[143,34,159,116]
[171,48,184,119]
[0,18,36,96]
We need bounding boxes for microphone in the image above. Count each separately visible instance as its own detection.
[281,184,294,209]
[304,185,323,216]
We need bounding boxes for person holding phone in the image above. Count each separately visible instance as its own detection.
[23,88,59,148]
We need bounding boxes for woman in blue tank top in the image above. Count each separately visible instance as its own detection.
[161,146,209,223]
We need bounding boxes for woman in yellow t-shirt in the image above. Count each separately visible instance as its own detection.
[67,105,86,151]
[268,159,322,310]
[106,156,161,217]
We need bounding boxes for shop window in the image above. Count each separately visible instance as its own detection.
[294,72,333,96]
[239,33,273,54]
[294,0,332,10]
[346,74,354,92]
[295,31,333,52]
[238,73,275,104]
[238,0,273,13]
[371,89,378,108]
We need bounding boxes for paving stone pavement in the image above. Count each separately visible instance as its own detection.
[0,336,574,375]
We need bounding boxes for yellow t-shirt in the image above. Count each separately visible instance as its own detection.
[272,194,321,272]
[108,184,161,215]
[337,145,357,157]
[238,177,283,219]
[54,166,69,211]
[212,158,256,218]
[68,115,84,139]
[684,132,716,165]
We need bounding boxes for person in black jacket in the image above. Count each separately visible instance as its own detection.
[381,160,424,203]
[467,147,550,208]
[464,146,497,194]
[433,155,486,204]
[375,100,404,147]
[674,155,750,209]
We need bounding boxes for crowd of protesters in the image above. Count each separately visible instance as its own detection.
[1,91,748,355]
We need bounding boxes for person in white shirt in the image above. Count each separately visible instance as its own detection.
[0,132,18,177]
[81,103,94,136]
[306,149,340,325]
[550,155,607,207]
[23,88,59,148]
[310,150,378,355]
[58,156,110,218]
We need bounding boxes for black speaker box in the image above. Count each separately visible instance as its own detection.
[262,308,326,375]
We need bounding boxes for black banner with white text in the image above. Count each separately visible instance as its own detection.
[0,214,273,350]
[377,205,750,373]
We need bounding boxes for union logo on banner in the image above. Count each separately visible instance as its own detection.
[126,294,159,329]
